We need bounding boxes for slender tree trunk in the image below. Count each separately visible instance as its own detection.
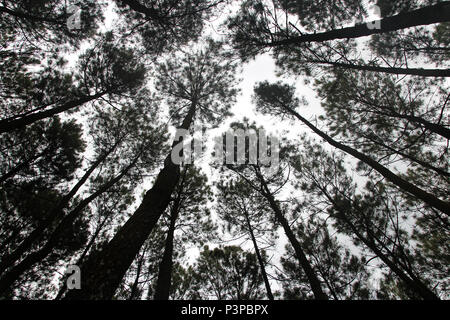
[402,113,450,140]
[0,92,106,134]
[128,248,146,300]
[63,101,197,300]
[341,210,439,300]
[316,183,439,300]
[265,2,450,47]
[360,133,449,177]
[153,206,178,300]
[283,106,450,216]
[254,168,328,300]
[358,99,450,139]
[244,210,274,300]
[313,60,450,77]
[352,97,450,141]
[315,264,339,300]
[154,167,189,300]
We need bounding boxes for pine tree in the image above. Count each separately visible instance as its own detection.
[216,120,329,300]
[0,90,167,297]
[278,214,373,300]
[154,165,216,300]
[187,246,266,300]
[289,137,440,299]
[253,81,450,216]
[63,41,239,300]
[216,177,277,300]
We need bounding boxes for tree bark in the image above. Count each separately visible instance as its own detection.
[264,2,450,47]
[243,209,274,300]
[254,168,328,300]
[63,101,197,300]
[283,106,450,216]
[0,92,106,134]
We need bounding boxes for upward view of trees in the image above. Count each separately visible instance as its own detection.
[0,0,448,301]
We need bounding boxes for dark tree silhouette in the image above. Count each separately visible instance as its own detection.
[216,178,276,300]
[63,42,239,300]
[253,81,450,216]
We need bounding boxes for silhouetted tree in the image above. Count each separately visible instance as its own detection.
[154,165,216,300]
[187,246,266,300]
[289,137,440,299]
[216,121,329,300]
[278,214,373,300]
[253,81,450,216]
[216,178,276,300]
[64,41,239,300]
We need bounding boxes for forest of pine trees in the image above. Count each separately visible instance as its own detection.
[0,0,448,301]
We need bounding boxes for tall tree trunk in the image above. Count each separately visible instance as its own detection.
[283,105,450,216]
[153,205,178,300]
[128,247,147,300]
[0,92,106,134]
[153,167,190,300]
[265,2,450,47]
[63,101,197,300]
[243,209,274,300]
[311,60,450,78]
[254,168,328,300]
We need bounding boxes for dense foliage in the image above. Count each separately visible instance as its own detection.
[0,0,448,300]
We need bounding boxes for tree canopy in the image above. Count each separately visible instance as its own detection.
[0,0,448,301]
